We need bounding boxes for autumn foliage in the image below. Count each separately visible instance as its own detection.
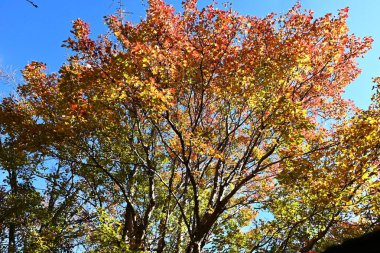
[0,1,379,252]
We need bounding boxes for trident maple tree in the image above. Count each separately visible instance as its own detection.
[1,1,379,252]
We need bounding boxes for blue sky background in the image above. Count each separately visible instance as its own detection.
[0,0,379,108]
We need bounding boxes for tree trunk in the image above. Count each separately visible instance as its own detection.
[8,170,17,253]
[186,241,201,253]
[8,223,16,253]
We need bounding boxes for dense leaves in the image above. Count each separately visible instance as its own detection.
[0,1,379,252]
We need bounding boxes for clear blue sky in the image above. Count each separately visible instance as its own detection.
[1,0,379,108]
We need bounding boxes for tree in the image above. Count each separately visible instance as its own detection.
[25,0,38,8]
[0,67,15,84]
[321,230,380,253]
[0,0,379,252]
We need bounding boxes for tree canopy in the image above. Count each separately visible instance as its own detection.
[0,1,379,252]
